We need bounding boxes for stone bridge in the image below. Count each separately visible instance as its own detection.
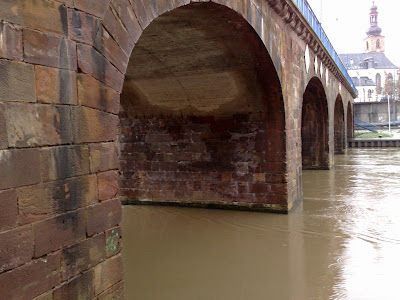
[0,0,355,298]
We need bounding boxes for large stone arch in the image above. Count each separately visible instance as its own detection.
[0,0,357,298]
[118,2,287,212]
[334,95,345,154]
[301,77,330,169]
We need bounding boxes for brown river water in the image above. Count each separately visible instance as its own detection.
[122,148,400,300]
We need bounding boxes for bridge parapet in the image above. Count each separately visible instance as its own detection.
[267,0,357,97]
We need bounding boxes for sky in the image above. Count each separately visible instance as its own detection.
[306,0,400,66]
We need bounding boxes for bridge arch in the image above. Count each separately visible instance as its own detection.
[346,102,354,140]
[301,77,330,169]
[334,95,345,154]
[118,2,287,211]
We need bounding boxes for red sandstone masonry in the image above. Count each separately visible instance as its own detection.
[17,175,98,225]
[0,225,33,273]
[77,43,124,92]
[53,270,95,299]
[0,60,36,102]
[35,65,78,105]
[0,251,61,300]
[77,73,120,114]
[74,0,112,18]
[0,0,355,298]
[68,9,101,45]
[0,0,68,36]
[98,170,119,201]
[33,209,86,257]
[23,29,77,70]
[0,103,7,149]
[86,198,122,236]
[93,254,124,295]
[0,22,23,61]
[0,189,18,230]
[60,233,105,281]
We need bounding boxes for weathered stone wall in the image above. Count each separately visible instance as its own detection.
[119,114,287,209]
[0,0,354,298]
[355,101,400,124]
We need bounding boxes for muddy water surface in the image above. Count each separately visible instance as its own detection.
[122,149,400,299]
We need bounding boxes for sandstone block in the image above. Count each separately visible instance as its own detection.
[87,198,122,236]
[0,251,61,300]
[24,29,77,70]
[77,73,120,114]
[0,103,7,149]
[102,6,134,55]
[0,189,17,230]
[97,280,124,299]
[94,254,123,295]
[6,103,72,147]
[77,43,124,92]
[33,209,86,257]
[98,170,119,201]
[111,0,142,42]
[0,0,68,36]
[94,26,129,73]
[74,0,112,18]
[61,234,105,280]
[72,106,119,143]
[17,175,98,224]
[41,145,90,182]
[35,65,77,105]
[0,225,33,273]
[129,0,158,29]
[0,59,36,102]
[57,0,74,6]
[155,0,189,16]
[0,22,23,61]
[32,291,53,300]
[68,9,101,44]
[89,142,119,173]
[0,148,41,189]
[53,270,95,300]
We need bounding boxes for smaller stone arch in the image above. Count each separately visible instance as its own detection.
[347,103,353,140]
[301,77,330,169]
[334,95,345,154]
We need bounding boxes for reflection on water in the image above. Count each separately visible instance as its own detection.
[122,149,400,300]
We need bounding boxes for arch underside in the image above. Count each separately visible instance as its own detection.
[118,2,287,211]
[301,77,329,170]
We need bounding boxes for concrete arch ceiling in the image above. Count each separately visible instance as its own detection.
[121,2,283,118]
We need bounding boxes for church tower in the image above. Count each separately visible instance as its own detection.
[364,2,385,53]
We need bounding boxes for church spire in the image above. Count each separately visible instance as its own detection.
[367,2,382,36]
[364,2,385,52]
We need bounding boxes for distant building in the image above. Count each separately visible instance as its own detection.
[340,2,399,102]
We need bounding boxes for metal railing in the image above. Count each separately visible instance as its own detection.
[291,0,357,94]
[354,118,378,132]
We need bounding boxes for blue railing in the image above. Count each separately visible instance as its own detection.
[354,118,378,132]
[291,0,357,94]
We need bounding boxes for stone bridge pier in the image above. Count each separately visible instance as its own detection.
[0,0,355,298]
